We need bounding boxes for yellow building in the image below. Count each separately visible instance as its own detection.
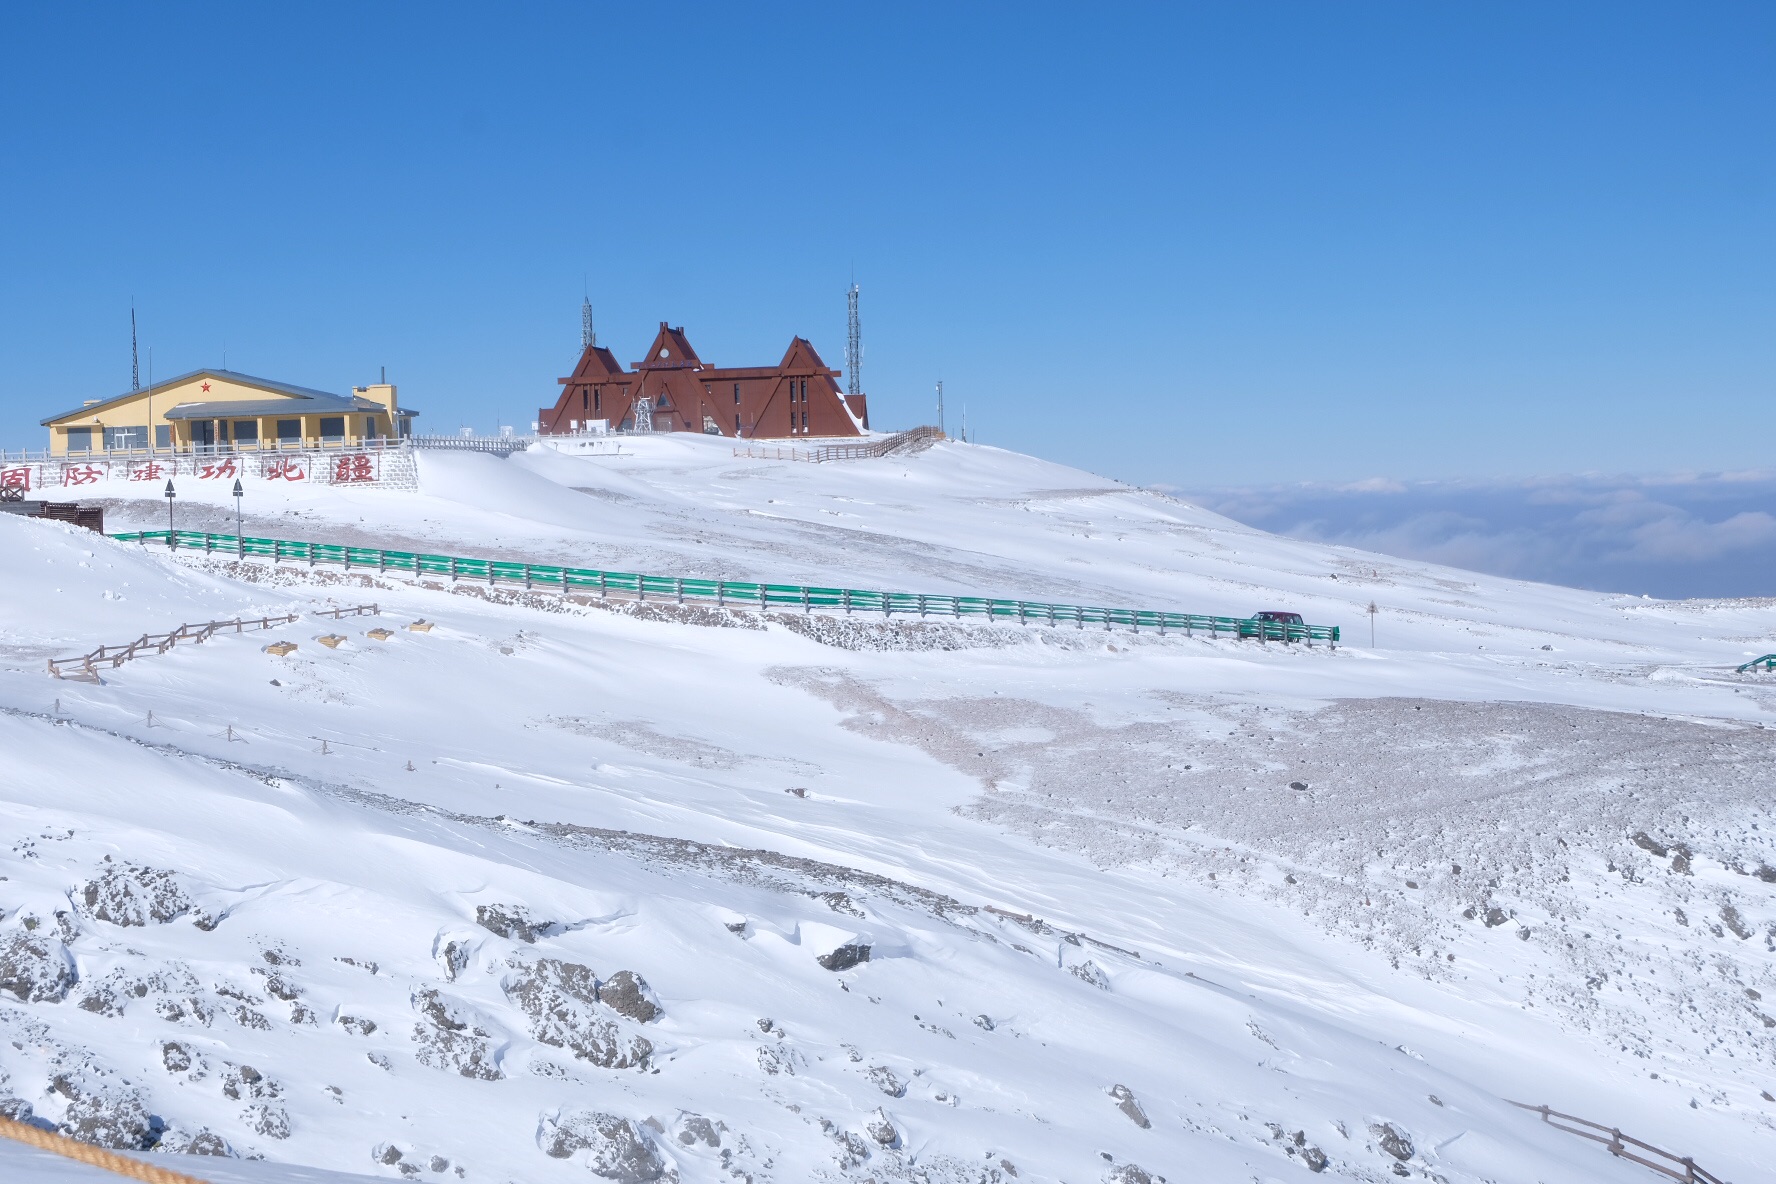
[40,369,417,456]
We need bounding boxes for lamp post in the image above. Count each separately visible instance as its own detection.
[164,479,176,549]
[1367,600,1378,648]
[232,478,244,559]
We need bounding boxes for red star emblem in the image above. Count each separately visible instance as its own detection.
[201,381,211,392]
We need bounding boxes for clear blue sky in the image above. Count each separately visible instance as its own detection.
[2,3,1772,487]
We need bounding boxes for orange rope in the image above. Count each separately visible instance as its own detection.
[0,1116,212,1184]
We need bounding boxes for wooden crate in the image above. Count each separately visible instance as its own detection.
[316,634,347,649]
[407,620,434,633]
[264,642,299,657]
[365,628,394,641]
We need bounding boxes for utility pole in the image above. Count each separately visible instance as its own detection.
[130,306,140,391]
[1368,601,1378,647]
[936,381,945,436]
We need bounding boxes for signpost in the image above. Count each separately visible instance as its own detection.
[232,478,244,559]
[164,480,176,548]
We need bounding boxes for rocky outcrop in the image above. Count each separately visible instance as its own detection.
[0,931,77,1003]
[538,1110,673,1182]
[504,959,651,1070]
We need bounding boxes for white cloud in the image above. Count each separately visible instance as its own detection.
[1185,470,1776,598]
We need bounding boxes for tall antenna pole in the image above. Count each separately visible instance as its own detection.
[581,282,596,349]
[131,306,140,391]
[936,380,945,436]
[845,282,861,397]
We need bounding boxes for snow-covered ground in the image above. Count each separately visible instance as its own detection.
[1,434,1770,1184]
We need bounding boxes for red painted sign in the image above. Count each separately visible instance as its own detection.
[264,458,307,482]
[332,454,376,484]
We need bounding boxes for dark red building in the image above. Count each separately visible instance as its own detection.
[539,323,868,439]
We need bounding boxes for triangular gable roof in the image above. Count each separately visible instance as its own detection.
[42,368,355,426]
[776,337,838,376]
[560,344,627,383]
[634,323,702,369]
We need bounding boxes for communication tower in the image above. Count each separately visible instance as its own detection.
[131,307,140,391]
[845,283,861,397]
[581,295,597,349]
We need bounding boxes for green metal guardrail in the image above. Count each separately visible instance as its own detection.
[1737,654,1776,674]
[112,529,1341,646]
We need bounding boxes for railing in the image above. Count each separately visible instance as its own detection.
[733,425,945,464]
[27,438,411,461]
[48,613,301,681]
[113,529,1341,645]
[408,435,534,457]
[1508,1103,1725,1183]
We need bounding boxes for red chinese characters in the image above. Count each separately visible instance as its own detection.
[61,463,105,486]
[128,461,166,482]
[264,458,307,482]
[332,454,376,484]
[197,458,239,480]
[0,466,31,494]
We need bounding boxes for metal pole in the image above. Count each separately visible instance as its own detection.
[164,479,176,546]
[232,478,244,559]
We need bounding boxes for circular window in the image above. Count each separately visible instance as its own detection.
[658,348,670,359]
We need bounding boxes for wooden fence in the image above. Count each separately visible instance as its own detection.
[1509,1102,1727,1184]
[48,615,301,681]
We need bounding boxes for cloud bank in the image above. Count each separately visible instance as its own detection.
[1176,470,1776,600]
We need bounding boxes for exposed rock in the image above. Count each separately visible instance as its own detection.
[1068,960,1110,989]
[1109,1084,1150,1128]
[245,1103,291,1140]
[80,862,193,926]
[339,1014,379,1036]
[411,990,503,1080]
[436,939,470,982]
[429,1155,450,1172]
[1105,1166,1160,1184]
[867,1065,906,1097]
[1629,831,1669,858]
[53,1080,156,1150]
[674,1114,720,1148]
[816,943,870,972]
[0,1097,34,1122]
[864,1107,899,1149]
[0,930,77,1002]
[1482,907,1508,928]
[1369,1122,1414,1161]
[756,1044,801,1076]
[504,959,651,1070]
[538,1110,672,1182]
[1722,904,1753,940]
[598,970,660,1023]
[475,904,552,944]
[154,1127,232,1156]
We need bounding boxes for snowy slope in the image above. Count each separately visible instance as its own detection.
[1,439,1770,1184]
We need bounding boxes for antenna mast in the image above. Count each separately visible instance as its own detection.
[845,282,861,397]
[936,380,945,436]
[131,307,140,391]
[581,294,596,349]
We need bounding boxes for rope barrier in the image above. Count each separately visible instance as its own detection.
[0,1116,213,1184]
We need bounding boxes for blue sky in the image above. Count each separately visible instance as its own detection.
[2,5,1773,499]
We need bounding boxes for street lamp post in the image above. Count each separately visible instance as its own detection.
[164,479,176,549]
[232,478,244,559]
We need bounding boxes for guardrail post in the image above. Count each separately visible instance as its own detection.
[802,587,809,614]
[598,571,607,600]
[524,564,532,591]
[448,556,457,582]
[843,589,852,615]
[675,578,683,604]
[1018,603,1026,627]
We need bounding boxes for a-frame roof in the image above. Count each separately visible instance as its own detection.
[558,344,627,384]
[633,323,702,369]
